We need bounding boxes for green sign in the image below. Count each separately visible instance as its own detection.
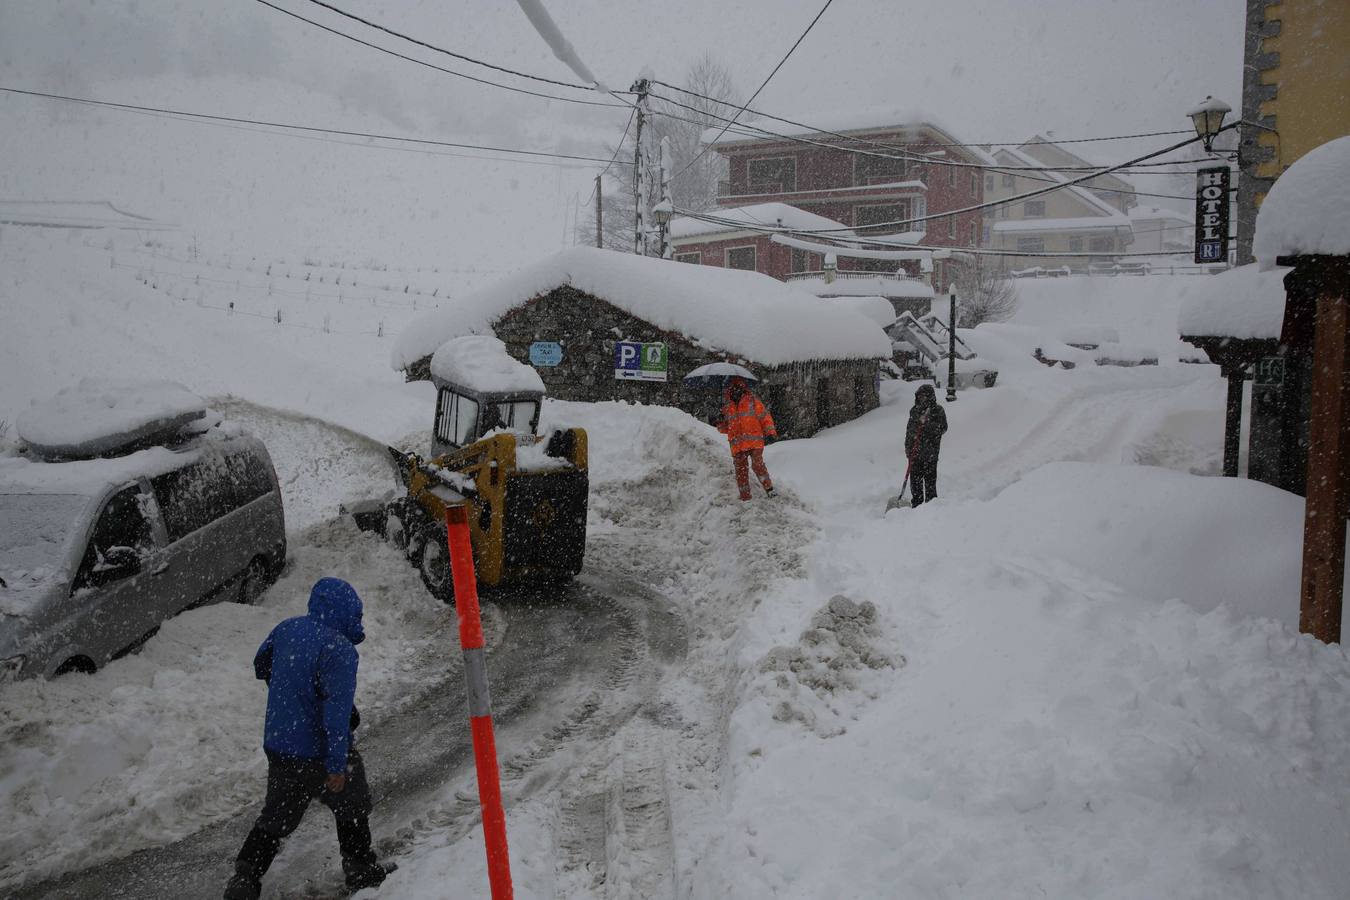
[1254,357,1285,387]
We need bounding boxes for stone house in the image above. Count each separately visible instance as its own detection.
[392,247,892,438]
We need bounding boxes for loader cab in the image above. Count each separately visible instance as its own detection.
[430,379,543,458]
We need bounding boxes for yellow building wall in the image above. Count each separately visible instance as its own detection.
[1256,1,1350,183]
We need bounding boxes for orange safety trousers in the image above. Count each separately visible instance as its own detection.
[733,448,773,501]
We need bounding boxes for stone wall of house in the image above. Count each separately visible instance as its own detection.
[415,285,880,439]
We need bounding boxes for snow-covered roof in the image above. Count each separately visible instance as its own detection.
[1254,135,1350,268]
[0,200,172,230]
[0,445,193,498]
[825,296,897,327]
[992,146,1125,219]
[391,247,892,371]
[1177,264,1288,340]
[793,274,935,300]
[16,379,207,459]
[669,203,856,241]
[430,335,545,394]
[1129,205,1192,224]
[993,216,1131,233]
[706,112,997,165]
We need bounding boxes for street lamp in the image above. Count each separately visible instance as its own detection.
[1187,96,1232,152]
[652,198,673,259]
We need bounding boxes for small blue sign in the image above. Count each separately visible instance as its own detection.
[530,341,563,367]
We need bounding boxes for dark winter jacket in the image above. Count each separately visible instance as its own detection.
[254,578,365,774]
[905,387,948,463]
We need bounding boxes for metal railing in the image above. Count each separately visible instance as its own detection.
[785,270,930,284]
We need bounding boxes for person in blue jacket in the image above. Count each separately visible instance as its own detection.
[224,578,391,900]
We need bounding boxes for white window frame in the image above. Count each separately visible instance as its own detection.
[852,150,907,187]
[724,244,758,271]
[746,156,796,194]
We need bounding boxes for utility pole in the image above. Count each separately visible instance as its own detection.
[594,174,603,249]
[656,135,674,259]
[631,77,650,255]
[946,286,958,402]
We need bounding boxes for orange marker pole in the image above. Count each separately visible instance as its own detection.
[445,506,513,900]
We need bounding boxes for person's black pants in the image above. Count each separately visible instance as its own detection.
[911,455,938,506]
[235,748,376,880]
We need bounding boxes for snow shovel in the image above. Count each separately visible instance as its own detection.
[885,421,925,512]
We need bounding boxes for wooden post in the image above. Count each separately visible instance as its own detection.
[1223,366,1244,477]
[594,174,603,249]
[1297,257,1350,643]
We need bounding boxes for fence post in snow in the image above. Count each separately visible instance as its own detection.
[377,320,384,338]
[275,309,282,324]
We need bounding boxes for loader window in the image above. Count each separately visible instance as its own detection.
[493,400,539,434]
[435,389,480,447]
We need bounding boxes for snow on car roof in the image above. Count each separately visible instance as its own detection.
[391,247,892,371]
[17,378,206,459]
[0,445,195,498]
[669,203,856,241]
[1254,135,1350,267]
[1176,264,1288,340]
[431,335,545,394]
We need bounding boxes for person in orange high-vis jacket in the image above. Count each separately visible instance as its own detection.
[715,377,777,501]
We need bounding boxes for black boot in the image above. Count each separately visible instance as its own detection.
[225,826,280,900]
[337,816,392,890]
[223,860,263,900]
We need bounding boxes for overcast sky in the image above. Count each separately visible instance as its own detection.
[0,1,1246,261]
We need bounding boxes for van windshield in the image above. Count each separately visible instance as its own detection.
[0,493,86,591]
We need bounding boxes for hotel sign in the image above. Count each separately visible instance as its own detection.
[1194,166,1230,264]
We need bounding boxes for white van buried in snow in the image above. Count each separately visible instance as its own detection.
[0,380,286,681]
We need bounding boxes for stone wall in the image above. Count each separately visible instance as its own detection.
[483,285,880,439]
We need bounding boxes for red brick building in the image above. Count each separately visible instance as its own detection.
[670,118,989,290]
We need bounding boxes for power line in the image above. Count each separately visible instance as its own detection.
[675,0,835,180]
[656,80,1191,151]
[252,0,625,109]
[300,0,594,91]
[652,86,1215,174]
[1,86,618,164]
[584,106,639,206]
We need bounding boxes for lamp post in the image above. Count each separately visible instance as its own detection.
[652,136,674,259]
[946,286,958,402]
[1187,96,1232,153]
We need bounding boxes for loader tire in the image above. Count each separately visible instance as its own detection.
[417,530,456,605]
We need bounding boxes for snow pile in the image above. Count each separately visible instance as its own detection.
[1057,324,1120,346]
[965,322,1098,372]
[430,335,545,393]
[1177,264,1288,339]
[1254,135,1350,266]
[669,202,855,240]
[757,594,897,738]
[391,246,892,371]
[1094,342,1159,365]
[16,378,206,459]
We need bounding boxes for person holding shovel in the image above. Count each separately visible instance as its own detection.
[905,383,948,507]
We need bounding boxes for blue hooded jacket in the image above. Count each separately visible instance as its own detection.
[254,578,366,774]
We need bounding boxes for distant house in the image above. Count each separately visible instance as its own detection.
[1128,205,1194,255]
[393,247,892,438]
[676,112,990,290]
[982,140,1137,271]
[669,202,859,279]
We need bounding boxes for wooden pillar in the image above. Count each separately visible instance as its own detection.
[1223,366,1244,477]
[1297,257,1350,643]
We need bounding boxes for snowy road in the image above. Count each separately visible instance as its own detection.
[5,401,688,898]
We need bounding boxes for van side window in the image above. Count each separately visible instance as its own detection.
[74,485,154,589]
[225,450,272,508]
[152,458,234,541]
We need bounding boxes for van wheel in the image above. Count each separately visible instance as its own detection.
[418,533,456,605]
[54,656,97,677]
[236,557,271,605]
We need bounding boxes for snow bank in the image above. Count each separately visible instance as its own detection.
[391,247,892,371]
[1177,264,1288,339]
[16,378,206,459]
[430,335,544,394]
[827,295,897,327]
[1254,135,1350,267]
[793,273,936,300]
[670,202,855,240]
